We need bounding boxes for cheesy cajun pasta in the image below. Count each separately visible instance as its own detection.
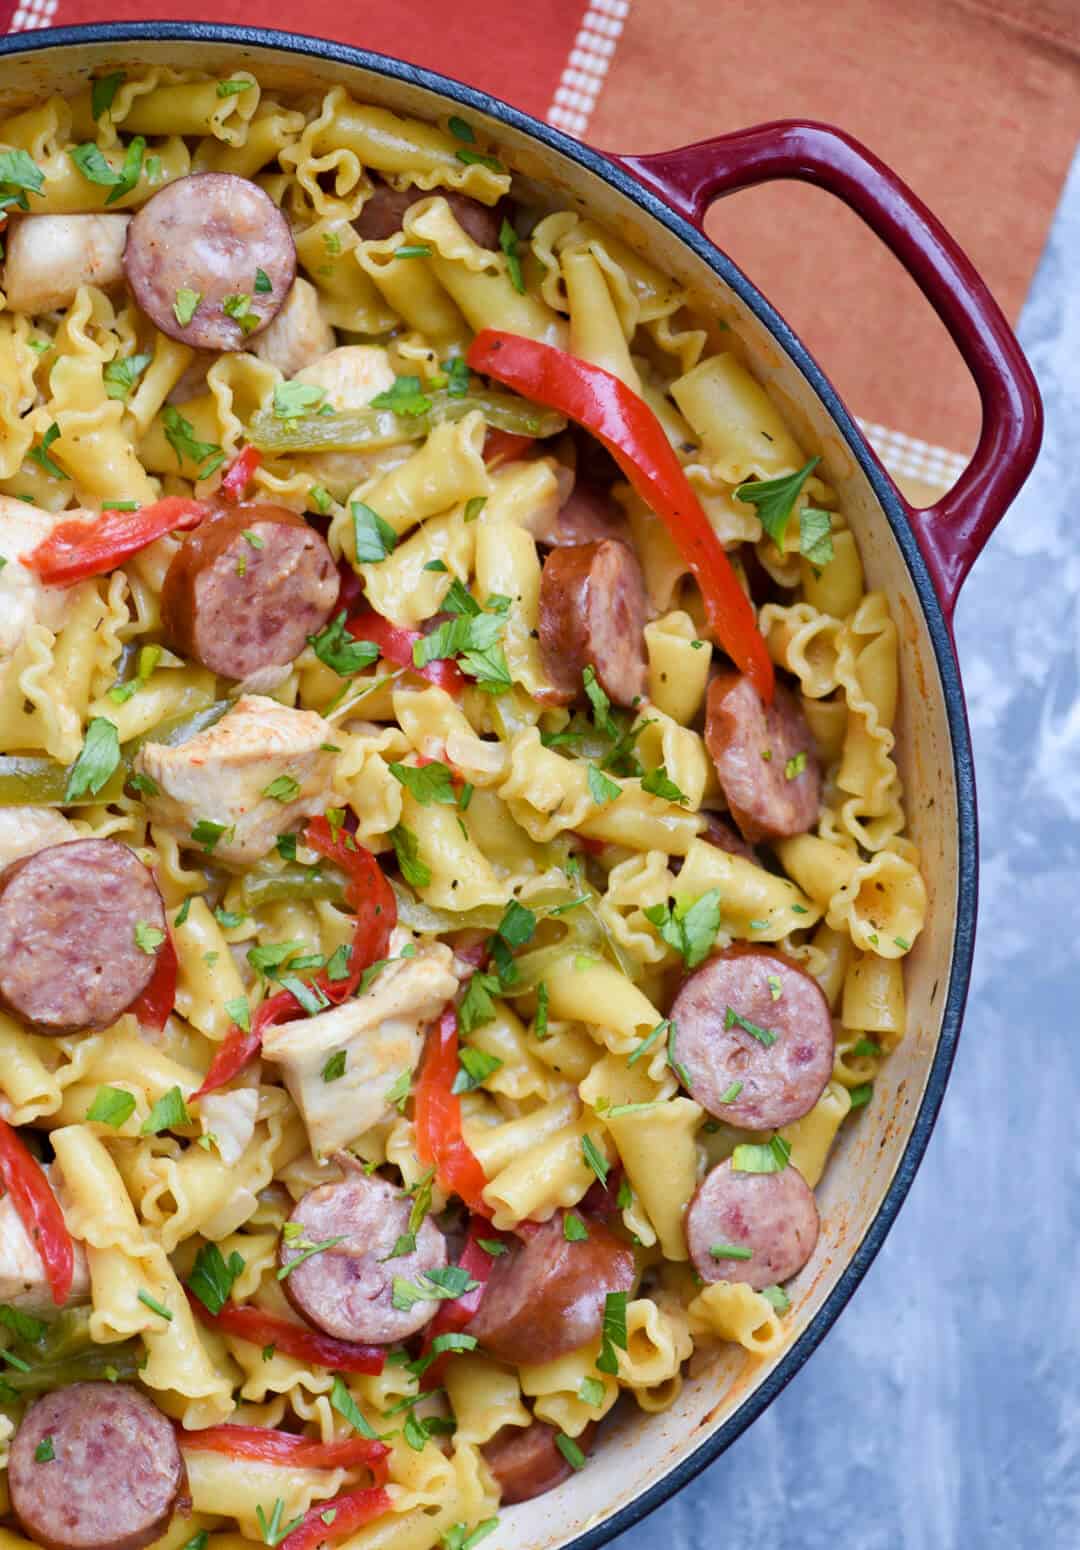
[0,66,927,1550]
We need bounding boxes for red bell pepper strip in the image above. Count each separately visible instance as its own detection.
[185,1291,386,1374]
[416,1214,509,1388]
[180,1425,388,1479]
[0,1120,74,1305]
[219,444,262,502]
[194,986,297,1099]
[280,1487,392,1550]
[415,1006,490,1216]
[466,330,774,702]
[483,428,535,465]
[21,497,211,587]
[128,931,178,1033]
[195,830,395,1097]
[346,609,466,696]
[304,815,396,990]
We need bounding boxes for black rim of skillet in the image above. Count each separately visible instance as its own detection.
[0,22,978,1546]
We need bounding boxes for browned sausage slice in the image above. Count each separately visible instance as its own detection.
[161,503,339,681]
[531,480,628,549]
[481,1420,597,1504]
[467,1210,634,1366]
[281,1161,448,1344]
[705,671,820,843]
[702,813,756,862]
[538,540,648,708]
[0,839,166,1035]
[670,947,834,1128]
[686,1158,819,1291]
[354,175,500,249]
[124,173,296,350]
[9,1381,183,1550]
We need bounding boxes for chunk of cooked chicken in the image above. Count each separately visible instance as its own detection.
[261,945,459,1158]
[4,214,130,314]
[294,344,396,410]
[0,1185,90,1313]
[0,806,77,871]
[0,498,78,660]
[251,278,336,380]
[134,694,337,867]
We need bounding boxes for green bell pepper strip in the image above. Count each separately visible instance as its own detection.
[245,389,565,456]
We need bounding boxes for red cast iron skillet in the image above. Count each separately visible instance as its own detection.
[0,22,1042,1548]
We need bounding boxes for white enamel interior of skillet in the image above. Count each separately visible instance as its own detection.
[0,38,962,1548]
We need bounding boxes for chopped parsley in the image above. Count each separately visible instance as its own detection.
[352,500,397,563]
[321,1050,347,1083]
[498,217,524,291]
[391,1265,479,1312]
[731,1135,792,1174]
[640,765,689,804]
[190,818,232,853]
[563,1212,589,1242]
[595,1289,628,1375]
[262,774,300,802]
[141,1085,190,1135]
[451,1045,503,1094]
[581,1133,609,1187]
[626,1019,668,1067]
[799,506,834,570]
[273,381,325,419]
[330,1373,380,1439]
[85,1086,135,1128]
[161,405,224,479]
[761,1284,791,1314]
[64,716,120,801]
[389,823,431,889]
[308,609,380,676]
[389,759,458,806]
[554,1433,586,1470]
[28,421,67,480]
[724,1006,777,1048]
[103,350,152,401]
[187,1242,245,1315]
[91,71,125,119]
[643,890,721,970]
[133,920,166,955]
[709,1242,753,1261]
[369,375,432,417]
[734,457,820,549]
[172,287,201,327]
[136,1289,173,1321]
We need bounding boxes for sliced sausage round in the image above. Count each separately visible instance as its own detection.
[124,172,296,350]
[281,1163,448,1344]
[702,812,756,862]
[0,839,166,1035]
[161,503,339,681]
[354,175,500,250]
[670,947,833,1128]
[9,1381,183,1550]
[467,1210,635,1367]
[538,540,648,708]
[482,1420,597,1505]
[532,480,628,549]
[705,671,820,843]
[686,1158,819,1291]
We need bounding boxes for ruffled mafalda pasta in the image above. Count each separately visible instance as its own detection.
[0,67,931,1536]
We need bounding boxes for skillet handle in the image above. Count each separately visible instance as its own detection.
[617,122,1042,619]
